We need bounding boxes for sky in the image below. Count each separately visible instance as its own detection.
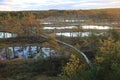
[0,0,120,11]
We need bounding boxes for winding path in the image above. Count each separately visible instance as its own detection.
[40,34,91,67]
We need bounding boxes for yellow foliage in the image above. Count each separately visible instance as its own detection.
[75,43,81,50]
[63,54,83,75]
[97,37,120,63]
[99,37,115,54]
[96,56,104,63]
[42,35,60,51]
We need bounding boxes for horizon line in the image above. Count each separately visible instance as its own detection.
[0,7,120,12]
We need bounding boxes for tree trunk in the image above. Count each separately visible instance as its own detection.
[12,46,16,58]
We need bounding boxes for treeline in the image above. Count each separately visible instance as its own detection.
[0,8,120,20]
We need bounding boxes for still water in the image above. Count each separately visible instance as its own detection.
[0,32,16,38]
[0,45,56,60]
[43,25,110,30]
[0,25,110,60]
[56,32,103,37]
[44,25,110,37]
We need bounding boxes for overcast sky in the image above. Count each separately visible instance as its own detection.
[0,0,120,11]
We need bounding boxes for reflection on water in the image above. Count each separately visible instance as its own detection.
[42,22,53,24]
[0,45,56,60]
[43,26,77,29]
[56,32,90,37]
[56,32,103,37]
[43,25,111,30]
[44,25,109,37]
[0,32,17,38]
[82,25,110,29]
[64,19,85,22]
[0,25,111,39]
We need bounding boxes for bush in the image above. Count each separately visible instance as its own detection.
[59,54,95,80]
[0,57,68,80]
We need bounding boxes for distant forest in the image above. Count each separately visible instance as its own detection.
[0,8,120,20]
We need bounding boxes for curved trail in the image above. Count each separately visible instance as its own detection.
[56,39,90,64]
[40,34,91,67]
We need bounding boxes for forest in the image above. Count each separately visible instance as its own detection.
[0,8,120,80]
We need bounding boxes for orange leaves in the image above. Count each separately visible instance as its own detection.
[99,37,120,56]
[63,54,83,75]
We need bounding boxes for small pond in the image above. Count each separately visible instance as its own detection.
[0,32,17,38]
[0,45,56,60]
[43,25,111,30]
[56,32,103,37]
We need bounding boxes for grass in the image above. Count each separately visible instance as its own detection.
[0,57,68,80]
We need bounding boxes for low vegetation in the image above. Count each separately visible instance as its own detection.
[0,9,120,80]
[0,57,68,80]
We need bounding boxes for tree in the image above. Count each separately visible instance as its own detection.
[95,37,120,80]
[43,35,60,51]
[59,53,94,80]
[11,12,43,37]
